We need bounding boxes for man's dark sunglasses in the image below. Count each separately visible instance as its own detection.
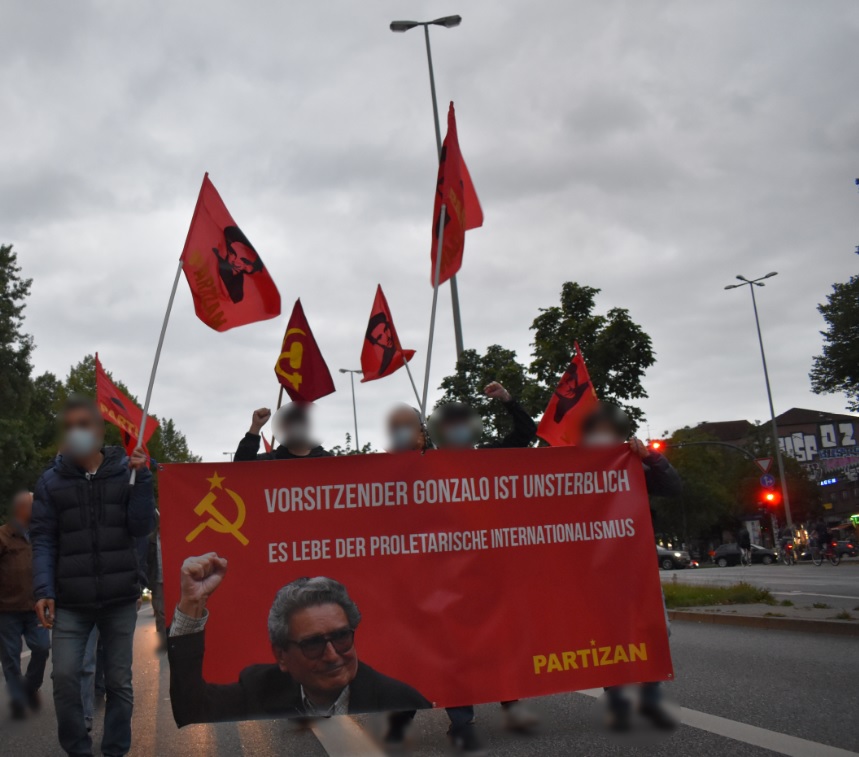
[286,628,355,660]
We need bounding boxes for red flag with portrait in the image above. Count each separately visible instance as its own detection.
[274,299,335,403]
[536,343,599,447]
[430,103,483,286]
[360,285,416,382]
[180,173,281,332]
[95,354,159,456]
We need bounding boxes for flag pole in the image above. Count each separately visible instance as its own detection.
[129,257,183,485]
[421,204,446,418]
[402,357,423,419]
[277,385,285,410]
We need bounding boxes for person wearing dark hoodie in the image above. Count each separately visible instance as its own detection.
[427,382,539,755]
[30,395,155,757]
[580,402,682,733]
[234,402,331,462]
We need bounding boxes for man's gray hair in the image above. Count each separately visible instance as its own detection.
[267,576,362,650]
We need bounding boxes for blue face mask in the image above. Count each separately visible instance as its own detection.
[444,424,474,449]
[389,426,417,452]
[64,428,99,459]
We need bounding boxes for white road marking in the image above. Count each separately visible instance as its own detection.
[311,715,386,756]
[578,689,859,756]
[772,591,859,601]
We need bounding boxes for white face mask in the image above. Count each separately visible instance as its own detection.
[583,432,621,448]
[444,424,475,449]
[65,428,99,459]
[389,426,416,452]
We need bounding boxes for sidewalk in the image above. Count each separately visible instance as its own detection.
[669,602,859,636]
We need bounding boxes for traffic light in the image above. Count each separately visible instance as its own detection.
[762,490,781,506]
[648,440,665,453]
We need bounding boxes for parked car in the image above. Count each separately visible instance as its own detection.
[657,545,691,570]
[835,539,857,558]
[749,544,777,565]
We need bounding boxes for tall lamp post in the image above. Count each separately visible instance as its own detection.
[390,14,466,358]
[725,272,793,528]
[339,368,362,451]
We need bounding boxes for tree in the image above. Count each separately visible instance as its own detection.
[329,434,375,456]
[810,275,859,411]
[529,283,655,429]
[437,282,656,440]
[0,244,37,507]
[438,345,537,444]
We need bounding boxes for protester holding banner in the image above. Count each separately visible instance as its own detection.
[429,381,540,752]
[167,554,431,724]
[234,402,332,461]
[30,396,155,757]
[385,404,431,453]
[581,402,681,732]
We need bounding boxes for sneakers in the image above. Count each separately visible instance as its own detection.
[448,723,488,755]
[502,701,539,732]
[639,701,678,731]
[606,700,632,733]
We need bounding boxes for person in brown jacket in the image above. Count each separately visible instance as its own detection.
[0,490,50,720]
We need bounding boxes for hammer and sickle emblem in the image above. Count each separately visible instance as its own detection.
[275,327,306,391]
[186,473,249,546]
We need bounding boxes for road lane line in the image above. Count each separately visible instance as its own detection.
[578,689,859,756]
[772,591,859,601]
[311,715,385,756]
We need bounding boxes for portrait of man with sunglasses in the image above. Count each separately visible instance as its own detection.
[167,553,430,725]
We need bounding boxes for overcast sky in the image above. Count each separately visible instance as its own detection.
[3,1,858,460]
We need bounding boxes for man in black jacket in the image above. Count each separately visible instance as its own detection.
[167,554,430,723]
[234,402,331,461]
[31,396,155,757]
[581,403,682,733]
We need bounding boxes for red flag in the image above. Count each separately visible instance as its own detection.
[274,299,335,403]
[536,344,599,447]
[430,103,483,286]
[95,354,159,456]
[360,285,416,382]
[260,433,272,454]
[180,173,281,332]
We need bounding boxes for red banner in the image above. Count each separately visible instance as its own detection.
[161,446,671,717]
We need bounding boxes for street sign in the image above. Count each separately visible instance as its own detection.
[760,474,775,489]
[755,457,773,473]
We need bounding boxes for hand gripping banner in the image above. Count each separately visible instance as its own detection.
[160,445,672,724]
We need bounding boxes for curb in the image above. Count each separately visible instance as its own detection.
[668,610,859,637]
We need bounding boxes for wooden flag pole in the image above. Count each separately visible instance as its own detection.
[420,204,447,419]
[130,258,184,485]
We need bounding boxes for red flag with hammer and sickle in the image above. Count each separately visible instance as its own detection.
[430,102,483,286]
[95,354,159,456]
[360,285,415,382]
[274,299,335,403]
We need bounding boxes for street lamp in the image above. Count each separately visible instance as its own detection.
[725,271,793,528]
[390,14,466,358]
[339,369,362,451]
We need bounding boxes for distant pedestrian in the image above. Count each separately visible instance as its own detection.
[235,403,332,461]
[737,527,751,565]
[31,395,155,757]
[0,490,51,720]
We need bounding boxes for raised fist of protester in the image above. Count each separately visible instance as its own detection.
[128,448,148,471]
[250,407,272,435]
[178,552,228,619]
[629,438,649,460]
[484,381,512,403]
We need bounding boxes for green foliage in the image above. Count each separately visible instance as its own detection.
[810,275,859,411]
[662,581,775,608]
[438,283,655,440]
[329,433,375,456]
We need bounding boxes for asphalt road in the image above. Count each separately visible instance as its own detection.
[2,605,858,756]
[664,560,859,610]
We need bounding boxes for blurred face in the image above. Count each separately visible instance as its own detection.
[583,419,623,447]
[273,603,358,701]
[62,407,104,461]
[387,407,423,452]
[12,492,33,528]
[274,407,312,447]
[440,420,475,450]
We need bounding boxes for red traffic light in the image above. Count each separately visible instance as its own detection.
[762,490,781,506]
